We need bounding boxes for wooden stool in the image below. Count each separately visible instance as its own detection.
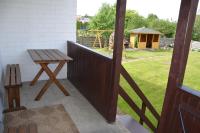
[3,64,26,113]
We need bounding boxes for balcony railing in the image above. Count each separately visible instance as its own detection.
[119,65,160,132]
[67,41,116,122]
[67,41,160,132]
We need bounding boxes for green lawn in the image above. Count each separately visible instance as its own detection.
[94,48,200,127]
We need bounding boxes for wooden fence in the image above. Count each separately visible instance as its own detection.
[77,36,106,47]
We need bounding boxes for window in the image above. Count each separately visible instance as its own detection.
[140,34,146,42]
[153,35,159,42]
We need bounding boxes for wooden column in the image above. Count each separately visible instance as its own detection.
[107,0,127,122]
[158,0,199,132]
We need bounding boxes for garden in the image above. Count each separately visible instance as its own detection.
[94,48,200,126]
[77,2,200,127]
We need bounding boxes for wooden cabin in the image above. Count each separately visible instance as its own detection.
[130,27,162,49]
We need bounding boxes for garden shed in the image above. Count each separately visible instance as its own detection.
[130,27,162,49]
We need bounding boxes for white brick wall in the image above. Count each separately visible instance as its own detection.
[0,0,77,81]
[0,52,3,132]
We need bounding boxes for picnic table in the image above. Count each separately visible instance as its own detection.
[28,49,72,101]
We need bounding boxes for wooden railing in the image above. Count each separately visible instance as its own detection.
[166,86,200,132]
[67,41,160,130]
[67,41,117,122]
[119,65,160,132]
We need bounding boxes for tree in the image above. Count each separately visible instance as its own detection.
[147,13,159,20]
[146,14,176,38]
[88,3,177,41]
[88,3,116,43]
[146,14,159,28]
[124,10,147,38]
[89,3,116,30]
[192,15,200,41]
[125,10,147,30]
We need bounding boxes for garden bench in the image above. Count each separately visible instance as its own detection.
[4,64,26,113]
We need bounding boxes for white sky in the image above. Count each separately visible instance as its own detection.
[77,0,200,21]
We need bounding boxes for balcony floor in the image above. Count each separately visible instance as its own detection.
[15,79,130,133]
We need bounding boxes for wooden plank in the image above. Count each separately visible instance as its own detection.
[119,85,156,132]
[30,68,44,86]
[67,41,114,122]
[139,102,146,125]
[28,49,72,63]
[5,124,37,133]
[8,127,17,133]
[10,64,16,86]
[4,127,8,133]
[5,64,21,88]
[177,0,199,84]
[5,65,11,87]
[108,0,127,122]
[43,49,63,61]
[53,49,72,61]
[121,65,160,121]
[34,50,51,62]
[43,50,57,61]
[27,50,41,62]
[29,124,38,133]
[158,0,199,132]
[15,64,22,86]
[18,126,27,133]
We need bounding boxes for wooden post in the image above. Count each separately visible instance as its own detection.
[139,102,146,125]
[158,0,199,132]
[145,34,147,48]
[107,0,127,122]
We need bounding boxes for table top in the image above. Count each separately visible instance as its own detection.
[28,49,72,63]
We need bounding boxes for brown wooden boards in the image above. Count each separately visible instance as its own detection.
[67,41,114,122]
[158,0,199,132]
[27,50,41,62]
[110,0,127,122]
[15,64,21,85]
[5,64,22,88]
[4,124,38,133]
[28,49,72,63]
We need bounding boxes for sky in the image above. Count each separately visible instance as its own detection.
[77,0,200,21]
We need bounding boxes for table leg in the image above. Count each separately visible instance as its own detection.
[41,62,69,95]
[30,68,44,86]
[35,79,51,101]
[35,62,69,100]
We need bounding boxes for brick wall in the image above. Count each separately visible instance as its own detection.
[0,0,77,81]
[0,53,3,132]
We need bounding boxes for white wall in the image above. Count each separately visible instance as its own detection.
[0,52,4,132]
[0,0,77,81]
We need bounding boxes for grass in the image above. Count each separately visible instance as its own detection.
[94,47,200,128]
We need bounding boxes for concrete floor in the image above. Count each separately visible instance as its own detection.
[18,79,130,133]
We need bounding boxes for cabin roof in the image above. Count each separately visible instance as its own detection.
[130,27,162,35]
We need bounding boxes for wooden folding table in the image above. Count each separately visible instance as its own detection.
[28,49,72,101]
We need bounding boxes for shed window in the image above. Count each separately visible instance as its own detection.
[153,35,159,42]
[140,34,146,42]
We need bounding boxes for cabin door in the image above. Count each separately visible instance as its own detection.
[146,34,153,48]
